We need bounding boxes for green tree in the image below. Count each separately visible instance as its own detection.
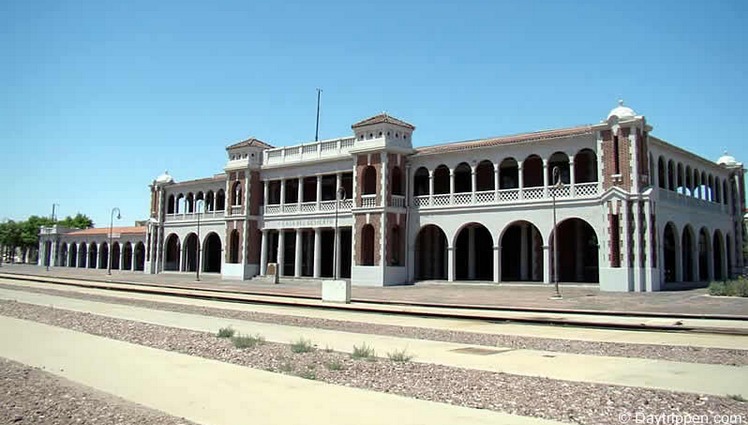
[58,213,94,229]
[19,216,55,263]
[0,220,22,263]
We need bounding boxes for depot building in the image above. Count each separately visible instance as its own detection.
[39,102,746,292]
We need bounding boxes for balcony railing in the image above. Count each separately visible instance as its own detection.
[390,195,406,208]
[660,189,726,213]
[414,182,600,209]
[264,199,352,216]
[361,194,377,208]
[263,136,357,166]
[164,210,225,222]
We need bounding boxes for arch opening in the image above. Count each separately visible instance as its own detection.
[550,218,599,283]
[203,232,222,273]
[414,225,447,280]
[455,223,493,281]
[164,234,180,271]
[663,223,678,283]
[501,221,543,281]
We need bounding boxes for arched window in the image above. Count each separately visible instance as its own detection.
[391,166,403,196]
[362,166,377,195]
[229,229,240,264]
[667,160,675,191]
[167,194,175,214]
[433,165,450,194]
[523,155,543,187]
[232,181,243,206]
[361,224,375,266]
[413,167,429,196]
[186,193,194,213]
[454,162,471,193]
[499,158,518,189]
[575,149,598,183]
[548,152,570,185]
[657,157,666,189]
[475,160,494,191]
[216,189,226,211]
[176,194,184,214]
[206,191,215,212]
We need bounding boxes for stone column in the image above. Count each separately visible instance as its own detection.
[260,229,268,276]
[449,169,455,204]
[280,179,286,206]
[674,231,683,283]
[569,156,576,197]
[518,161,524,200]
[493,245,500,283]
[119,246,125,271]
[316,175,322,210]
[313,228,321,278]
[131,247,136,271]
[263,180,269,212]
[428,170,434,206]
[471,166,477,203]
[543,245,551,284]
[294,230,302,278]
[493,163,500,200]
[277,230,285,277]
[297,177,303,207]
[447,246,455,282]
[178,243,184,272]
[692,236,699,283]
[707,237,715,282]
[542,159,549,198]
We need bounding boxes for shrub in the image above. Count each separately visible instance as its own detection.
[387,348,414,362]
[297,369,316,380]
[290,338,315,353]
[728,394,746,402]
[709,278,748,297]
[231,334,265,349]
[217,327,236,338]
[351,343,376,360]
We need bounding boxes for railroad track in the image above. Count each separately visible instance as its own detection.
[1,272,747,336]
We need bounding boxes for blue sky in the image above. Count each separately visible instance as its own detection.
[1,0,746,227]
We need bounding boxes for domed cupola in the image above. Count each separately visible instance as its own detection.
[607,99,637,121]
[717,151,739,167]
[155,170,174,185]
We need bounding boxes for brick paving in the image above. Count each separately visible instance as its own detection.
[1,263,746,317]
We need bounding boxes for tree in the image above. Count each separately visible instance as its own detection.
[0,220,22,263]
[58,213,94,229]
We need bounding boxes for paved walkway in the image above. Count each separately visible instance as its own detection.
[3,264,747,317]
[2,277,745,350]
[2,286,746,396]
[0,316,564,425]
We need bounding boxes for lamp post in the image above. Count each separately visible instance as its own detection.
[108,207,121,276]
[551,166,563,299]
[46,203,59,272]
[333,187,346,280]
[196,199,205,281]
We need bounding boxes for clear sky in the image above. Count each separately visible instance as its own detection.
[1,0,746,228]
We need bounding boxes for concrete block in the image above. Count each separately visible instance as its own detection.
[322,279,351,303]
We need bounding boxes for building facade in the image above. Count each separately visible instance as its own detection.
[40,102,747,291]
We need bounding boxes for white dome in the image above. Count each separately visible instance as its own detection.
[155,170,174,185]
[717,152,738,167]
[607,100,637,121]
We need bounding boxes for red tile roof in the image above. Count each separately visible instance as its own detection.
[351,113,416,130]
[415,125,594,156]
[226,137,274,150]
[66,226,146,236]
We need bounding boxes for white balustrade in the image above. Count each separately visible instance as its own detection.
[391,195,406,208]
[523,187,544,200]
[497,188,519,202]
[319,201,336,211]
[300,202,317,213]
[265,205,281,215]
[414,196,429,207]
[283,204,298,213]
[549,185,571,198]
[361,194,377,208]
[453,193,471,205]
[475,190,495,203]
[575,182,599,197]
[432,194,451,206]
[263,137,357,166]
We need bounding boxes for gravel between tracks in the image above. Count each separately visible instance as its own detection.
[0,357,196,425]
[0,282,745,366]
[1,300,747,425]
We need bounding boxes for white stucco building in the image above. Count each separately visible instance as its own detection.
[40,102,746,291]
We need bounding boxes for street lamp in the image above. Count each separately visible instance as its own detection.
[108,207,121,276]
[46,203,59,272]
[333,187,346,280]
[195,199,205,282]
[550,166,563,299]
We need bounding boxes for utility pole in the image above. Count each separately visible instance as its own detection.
[315,88,322,142]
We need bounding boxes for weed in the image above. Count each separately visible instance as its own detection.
[709,278,748,297]
[231,334,265,349]
[325,360,344,371]
[297,369,316,380]
[728,394,747,402]
[279,361,294,373]
[217,327,236,338]
[351,343,376,360]
[290,338,315,353]
[387,348,414,362]
[324,345,334,353]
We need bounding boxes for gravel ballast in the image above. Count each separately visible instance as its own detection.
[1,300,746,425]
[0,282,744,366]
[0,358,196,425]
